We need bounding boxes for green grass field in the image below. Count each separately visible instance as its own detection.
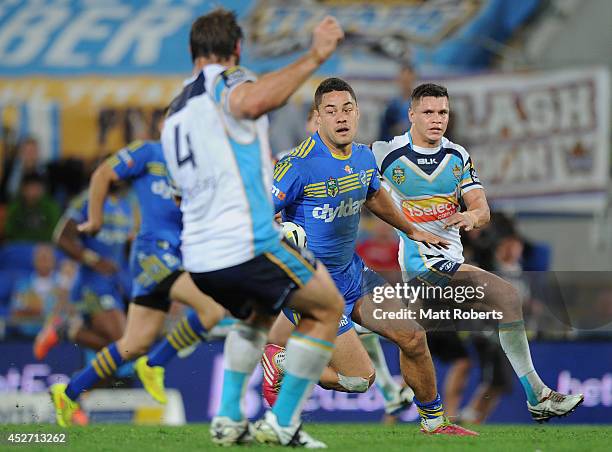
[1,424,610,451]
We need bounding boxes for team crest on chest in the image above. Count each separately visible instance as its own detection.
[452,164,462,182]
[326,177,339,197]
[359,170,368,186]
[392,166,406,184]
[344,165,353,174]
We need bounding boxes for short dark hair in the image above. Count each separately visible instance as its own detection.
[314,78,357,109]
[190,8,243,62]
[411,83,448,104]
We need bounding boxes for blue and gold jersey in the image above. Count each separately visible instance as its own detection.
[107,141,183,299]
[66,190,133,306]
[272,133,380,273]
[107,140,182,248]
[67,191,134,266]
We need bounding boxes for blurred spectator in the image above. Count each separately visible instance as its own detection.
[462,212,518,270]
[4,172,61,242]
[276,103,318,161]
[8,244,71,339]
[356,220,400,273]
[4,137,48,199]
[305,102,318,135]
[269,103,309,156]
[379,64,416,141]
[495,235,526,275]
[47,158,88,207]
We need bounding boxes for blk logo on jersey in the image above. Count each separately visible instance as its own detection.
[326,177,339,197]
[417,158,438,165]
[401,197,458,222]
[312,198,366,223]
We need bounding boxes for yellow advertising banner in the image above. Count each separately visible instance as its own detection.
[0,77,183,160]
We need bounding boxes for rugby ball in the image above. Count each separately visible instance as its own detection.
[281,221,307,249]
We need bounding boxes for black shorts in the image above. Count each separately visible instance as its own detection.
[472,334,513,392]
[427,331,469,362]
[131,270,183,313]
[190,239,316,320]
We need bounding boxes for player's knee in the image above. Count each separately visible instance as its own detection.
[310,287,344,322]
[501,282,522,315]
[393,329,428,356]
[337,370,375,393]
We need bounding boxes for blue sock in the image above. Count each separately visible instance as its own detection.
[520,375,540,405]
[148,311,207,367]
[414,393,445,427]
[218,370,249,422]
[65,343,123,401]
[273,373,311,426]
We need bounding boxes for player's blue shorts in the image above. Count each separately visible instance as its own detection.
[283,253,385,336]
[71,271,124,316]
[129,238,183,312]
[399,236,461,287]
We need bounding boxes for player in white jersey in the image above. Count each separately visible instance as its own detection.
[372,83,584,423]
[161,9,346,448]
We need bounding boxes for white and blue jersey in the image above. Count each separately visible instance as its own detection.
[161,64,279,273]
[66,192,133,313]
[272,132,384,334]
[108,141,183,299]
[372,133,484,285]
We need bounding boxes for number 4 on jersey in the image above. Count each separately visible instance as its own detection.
[174,124,196,168]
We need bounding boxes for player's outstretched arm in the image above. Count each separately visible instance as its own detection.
[365,188,449,249]
[444,188,490,232]
[53,216,118,275]
[77,161,120,235]
[229,16,344,119]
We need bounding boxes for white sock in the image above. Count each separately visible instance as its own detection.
[218,322,267,421]
[499,320,547,405]
[224,322,268,373]
[360,333,401,401]
[273,333,333,427]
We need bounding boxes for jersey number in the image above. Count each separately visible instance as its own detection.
[174,125,196,168]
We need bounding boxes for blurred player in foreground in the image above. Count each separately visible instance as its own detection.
[265,77,476,436]
[161,9,345,448]
[49,138,225,427]
[372,83,584,423]
[49,179,133,354]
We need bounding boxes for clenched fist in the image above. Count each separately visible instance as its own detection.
[310,16,344,64]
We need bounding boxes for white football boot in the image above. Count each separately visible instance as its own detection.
[527,388,584,422]
[253,410,327,449]
[209,416,253,446]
